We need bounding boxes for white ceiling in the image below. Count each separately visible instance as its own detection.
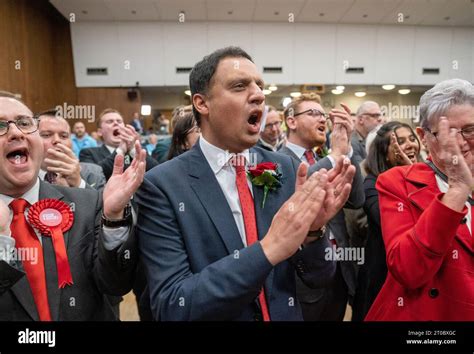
[50,0,474,26]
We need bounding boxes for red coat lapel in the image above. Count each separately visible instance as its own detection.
[404,163,473,253]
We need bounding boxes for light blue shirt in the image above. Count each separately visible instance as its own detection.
[71,134,97,158]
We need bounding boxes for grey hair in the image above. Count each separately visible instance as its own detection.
[356,101,380,116]
[419,79,474,130]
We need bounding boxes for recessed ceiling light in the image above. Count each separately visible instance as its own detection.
[331,89,343,95]
[336,85,345,91]
[355,91,366,97]
[382,84,395,90]
[141,105,151,116]
[184,90,191,96]
[290,92,301,98]
[268,85,278,91]
[282,97,292,107]
[263,89,272,95]
[398,89,411,95]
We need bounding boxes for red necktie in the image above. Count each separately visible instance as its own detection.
[10,199,51,321]
[304,150,316,166]
[231,155,271,321]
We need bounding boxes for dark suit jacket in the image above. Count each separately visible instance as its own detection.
[279,145,364,299]
[350,131,367,167]
[0,182,137,321]
[136,143,336,321]
[352,173,387,321]
[80,145,158,180]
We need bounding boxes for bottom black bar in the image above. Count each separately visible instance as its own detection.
[0,321,473,353]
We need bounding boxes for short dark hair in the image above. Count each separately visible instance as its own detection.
[364,121,420,176]
[36,108,59,118]
[189,46,253,126]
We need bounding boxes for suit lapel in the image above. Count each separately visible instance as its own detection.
[10,274,39,320]
[188,144,245,254]
[10,182,68,321]
[100,144,112,159]
[39,182,69,321]
[250,148,275,298]
[406,164,473,253]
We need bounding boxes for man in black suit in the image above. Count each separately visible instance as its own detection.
[0,92,146,320]
[80,109,158,180]
[279,93,364,321]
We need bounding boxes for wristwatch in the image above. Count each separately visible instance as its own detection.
[101,204,132,228]
[307,225,326,240]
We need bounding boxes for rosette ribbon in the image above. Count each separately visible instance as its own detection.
[28,199,74,288]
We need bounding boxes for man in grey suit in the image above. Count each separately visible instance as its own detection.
[0,92,146,320]
[280,93,364,321]
[37,110,106,190]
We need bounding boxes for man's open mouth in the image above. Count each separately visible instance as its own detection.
[6,148,29,165]
[248,113,260,126]
[317,125,326,133]
[113,128,120,137]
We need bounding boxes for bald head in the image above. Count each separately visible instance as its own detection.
[355,101,383,138]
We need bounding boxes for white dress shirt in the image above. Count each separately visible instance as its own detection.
[285,141,353,168]
[199,136,253,246]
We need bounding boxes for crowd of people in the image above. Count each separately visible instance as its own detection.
[0,46,473,321]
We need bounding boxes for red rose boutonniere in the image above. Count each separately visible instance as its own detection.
[247,162,282,208]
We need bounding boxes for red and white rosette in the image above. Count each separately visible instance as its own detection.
[28,199,74,288]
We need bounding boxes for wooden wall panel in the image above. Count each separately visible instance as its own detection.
[0,0,77,113]
[76,88,142,133]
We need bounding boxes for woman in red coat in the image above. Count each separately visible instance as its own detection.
[366,78,474,321]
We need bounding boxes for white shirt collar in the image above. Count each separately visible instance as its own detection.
[0,178,40,209]
[285,141,308,160]
[199,136,251,174]
[105,144,116,154]
[39,169,46,181]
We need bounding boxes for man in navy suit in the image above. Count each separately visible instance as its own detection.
[136,47,355,321]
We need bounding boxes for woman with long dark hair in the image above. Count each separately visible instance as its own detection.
[352,121,421,320]
[167,112,200,160]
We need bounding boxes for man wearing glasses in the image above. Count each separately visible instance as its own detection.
[352,101,384,164]
[0,91,146,321]
[280,93,364,321]
[256,106,285,152]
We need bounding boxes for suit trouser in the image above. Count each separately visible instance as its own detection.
[298,264,348,321]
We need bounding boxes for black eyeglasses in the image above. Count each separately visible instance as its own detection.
[294,109,328,119]
[426,126,474,140]
[362,113,384,119]
[0,116,39,136]
[264,121,282,130]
